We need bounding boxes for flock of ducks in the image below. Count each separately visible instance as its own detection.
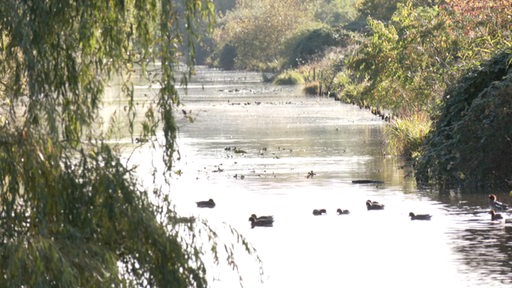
[195,193,508,228]
[195,198,435,228]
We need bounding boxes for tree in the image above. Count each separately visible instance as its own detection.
[439,0,512,63]
[306,0,359,27]
[0,0,253,286]
[344,2,458,116]
[213,0,318,71]
[355,0,403,22]
[337,0,511,162]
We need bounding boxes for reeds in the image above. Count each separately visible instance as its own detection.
[384,112,431,159]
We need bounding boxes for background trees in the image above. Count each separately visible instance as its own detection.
[0,0,252,286]
[342,2,458,116]
[213,0,316,71]
[355,0,402,22]
[334,0,511,158]
[210,0,512,190]
[211,0,358,71]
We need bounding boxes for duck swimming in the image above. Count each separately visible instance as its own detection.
[409,212,432,220]
[366,200,384,210]
[489,194,508,211]
[249,214,274,228]
[196,199,216,208]
[336,208,350,215]
[313,209,327,216]
[249,214,274,222]
[489,210,503,221]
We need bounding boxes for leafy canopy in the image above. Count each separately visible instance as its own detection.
[213,0,317,71]
[344,2,456,116]
[341,0,512,117]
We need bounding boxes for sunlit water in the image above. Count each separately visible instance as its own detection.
[118,67,512,288]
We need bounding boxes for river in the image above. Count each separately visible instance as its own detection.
[120,66,512,288]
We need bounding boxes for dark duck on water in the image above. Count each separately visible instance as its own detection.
[366,200,384,210]
[409,212,432,220]
[196,199,216,208]
[249,214,274,228]
[313,209,327,216]
[336,208,350,215]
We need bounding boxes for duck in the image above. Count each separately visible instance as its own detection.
[249,215,274,228]
[249,214,274,222]
[489,210,503,221]
[366,200,384,210]
[196,199,216,208]
[489,194,508,211]
[409,212,432,220]
[312,209,327,216]
[336,208,350,215]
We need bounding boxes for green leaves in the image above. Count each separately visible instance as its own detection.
[415,51,512,190]
[344,2,454,116]
[212,0,324,71]
[0,1,246,287]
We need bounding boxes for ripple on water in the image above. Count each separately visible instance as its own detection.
[122,67,512,288]
[446,210,512,286]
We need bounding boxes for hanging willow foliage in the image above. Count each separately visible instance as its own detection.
[0,1,257,287]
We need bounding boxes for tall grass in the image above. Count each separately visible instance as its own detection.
[384,112,431,159]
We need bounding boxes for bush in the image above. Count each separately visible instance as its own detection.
[303,81,320,95]
[415,50,512,191]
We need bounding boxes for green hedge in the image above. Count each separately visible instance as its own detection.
[415,50,512,192]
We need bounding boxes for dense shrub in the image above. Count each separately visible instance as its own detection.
[415,50,512,191]
[303,81,320,95]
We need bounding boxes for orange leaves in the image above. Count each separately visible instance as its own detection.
[442,0,512,24]
[444,0,512,13]
[440,0,512,59]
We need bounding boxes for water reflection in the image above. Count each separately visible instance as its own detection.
[115,66,512,287]
[432,191,512,286]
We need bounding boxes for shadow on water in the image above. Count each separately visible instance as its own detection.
[423,189,512,286]
[110,66,512,287]
[454,222,512,286]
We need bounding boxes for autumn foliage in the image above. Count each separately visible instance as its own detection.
[442,0,512,21]
[441,0,512,60]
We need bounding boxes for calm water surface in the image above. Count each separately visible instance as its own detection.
[123,67,512,288]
